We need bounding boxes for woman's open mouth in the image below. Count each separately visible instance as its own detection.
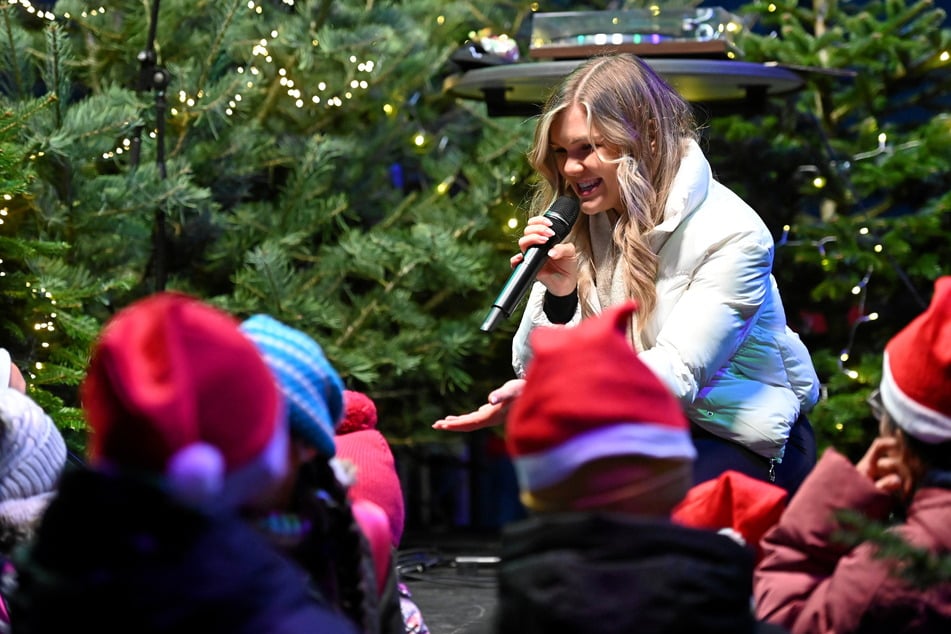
[577,179,601,196]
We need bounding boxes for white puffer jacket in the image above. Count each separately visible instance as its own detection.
[513,140,820,460]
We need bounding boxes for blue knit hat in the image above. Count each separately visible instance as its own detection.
[241,315,345,457]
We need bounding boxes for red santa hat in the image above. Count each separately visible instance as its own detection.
[81,292,287,510]
[506,301,696,496]
[672,470,787,562]
[880,276,951,444]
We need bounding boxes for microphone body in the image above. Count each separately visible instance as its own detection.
[480,196,581,333]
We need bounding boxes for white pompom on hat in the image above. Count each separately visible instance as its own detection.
[880,276,951,444]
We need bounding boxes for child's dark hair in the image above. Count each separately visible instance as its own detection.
[881,416,951,473]
[294,457,379,633]
[901,433,951,473]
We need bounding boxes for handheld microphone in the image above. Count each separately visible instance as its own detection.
[480,196,581,333]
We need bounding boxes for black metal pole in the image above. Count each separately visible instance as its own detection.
[129,0,160,169]
[129,0,169,291]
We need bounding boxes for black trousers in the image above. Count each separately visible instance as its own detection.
[690,413,817,500]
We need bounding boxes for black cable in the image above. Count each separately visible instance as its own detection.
[396,548,499,588]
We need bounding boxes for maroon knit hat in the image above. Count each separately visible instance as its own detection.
[506,301,696,494]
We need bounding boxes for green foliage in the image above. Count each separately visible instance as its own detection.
[707,0,951,454]
[3,0,948,454]
[835,509,951,589]
[1,0,533,445]
[0,10,95,451]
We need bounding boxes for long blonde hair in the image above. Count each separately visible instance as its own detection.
[528,54,697,329]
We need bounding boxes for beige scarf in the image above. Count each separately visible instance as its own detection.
[588,211,643,352]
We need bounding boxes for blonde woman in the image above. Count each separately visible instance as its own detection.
[436,54,820,497]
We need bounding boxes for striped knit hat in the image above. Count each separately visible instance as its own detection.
[506,301,696,497]
[0,388,67,502]
[880,276,951,444]
[241,315,345,457]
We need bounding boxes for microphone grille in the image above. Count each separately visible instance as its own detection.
[545,196,581,241]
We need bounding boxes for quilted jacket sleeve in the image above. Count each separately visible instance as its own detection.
[753,449,898,633]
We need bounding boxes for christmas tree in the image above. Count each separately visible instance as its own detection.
[2,0,949,460]
[706,0,951,457]
[1,0,538,448]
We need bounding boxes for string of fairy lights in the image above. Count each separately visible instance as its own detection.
[3,0,391,382]
[7,0,388,161]
[778,226,879,380]
[0,195,9,229]
[5,0,472,387]
[775,127,935,384]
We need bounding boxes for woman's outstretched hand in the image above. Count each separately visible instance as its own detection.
[432,379,526,432]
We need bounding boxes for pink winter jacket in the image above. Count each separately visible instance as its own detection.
[754,448,951,633]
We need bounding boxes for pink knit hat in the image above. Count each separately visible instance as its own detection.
[506,301,696,495]
[81,292,288,509]
[880,276,951,444]
[336,390,405,547]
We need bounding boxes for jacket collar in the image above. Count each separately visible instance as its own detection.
[648,139,711,250]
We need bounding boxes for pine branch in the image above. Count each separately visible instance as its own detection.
[835,509,951,589]
[40,22,72,128]
[195,0,244,94]
[0,4,26,98]
[314,0,334,30]
[44,84,142,156]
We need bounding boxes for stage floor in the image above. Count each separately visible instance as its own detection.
[398,529,501,634]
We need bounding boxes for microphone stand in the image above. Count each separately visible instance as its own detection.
[129,0,170,291]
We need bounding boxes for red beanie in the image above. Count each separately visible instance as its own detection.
[880,276,951,443]
[337,389,378,435]
[336,390,405,547]
[81,292,286,507]
[506,301,695,493]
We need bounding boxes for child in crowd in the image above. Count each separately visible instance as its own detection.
[241,315,404,634]
[0,389,65,549]
[0,388,68,631]
[754,276,951,633]
[9,292,358,633]
[496,300,770,634]
[337,389,429,634]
